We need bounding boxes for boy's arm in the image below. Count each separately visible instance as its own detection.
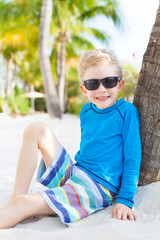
[115,104,141,209]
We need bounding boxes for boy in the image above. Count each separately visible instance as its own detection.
[0,49,141,229]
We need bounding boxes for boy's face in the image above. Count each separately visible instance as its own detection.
[80,64,124,109]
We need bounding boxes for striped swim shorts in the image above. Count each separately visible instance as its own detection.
[37,145,116,225]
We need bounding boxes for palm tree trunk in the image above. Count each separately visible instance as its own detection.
[58,41,66,112]
[39,0,62,118]
[30,84,35,113]
[133,4,160,185]
[10,63,16,96]
[5,55,14,100]
[3,55,14,114]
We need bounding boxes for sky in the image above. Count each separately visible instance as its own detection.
[88,0,159,69]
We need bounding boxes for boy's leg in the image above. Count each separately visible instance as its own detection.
[10,122,60,200]
[0,193,55,229]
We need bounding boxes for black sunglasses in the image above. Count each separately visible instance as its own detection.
[83,76,120,90]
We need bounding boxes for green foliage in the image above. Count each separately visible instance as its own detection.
[67,95,89,116]
[6,86,30,114]
[67,68,89,115]
[0,97,3,112]
[15,96,30,114]
[14,85,46,113]
[118,63,139,102]
[7,95,30,114]
[14,85,24,96]
[35,98,47,112]
[67,71,80,98]
[0,0,122,116]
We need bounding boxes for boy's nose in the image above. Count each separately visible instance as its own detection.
[98,82,106,92]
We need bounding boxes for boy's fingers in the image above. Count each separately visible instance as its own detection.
[112,204,136,221]
[128,213,134,221]
[128,211,136,221]
[117,211,122,220]
[122,211,127,220]
[133,212,137,220]
[112,207,117,218]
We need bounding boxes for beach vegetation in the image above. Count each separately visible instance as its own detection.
[0,0,122,117]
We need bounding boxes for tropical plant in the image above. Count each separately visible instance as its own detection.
[39,0,62,118]
[0,96,3,112]
[0,0,122,117]
[0,0,42,102]
[118,63,139,102]
[39,0,122,117]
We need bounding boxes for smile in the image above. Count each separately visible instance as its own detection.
[95,96,110,101]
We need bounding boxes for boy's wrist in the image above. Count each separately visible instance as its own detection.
[115,197,134,209]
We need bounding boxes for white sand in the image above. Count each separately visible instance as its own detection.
[0,113,159,240]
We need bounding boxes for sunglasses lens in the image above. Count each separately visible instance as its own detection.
[84,79,99,90]
[84,76,119,90]
[103,77,118,88]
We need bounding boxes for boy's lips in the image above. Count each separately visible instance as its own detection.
[95,96,110,101]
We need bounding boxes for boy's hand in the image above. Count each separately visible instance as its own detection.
[112,203,136,221]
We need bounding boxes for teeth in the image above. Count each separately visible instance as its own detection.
[97,96,109,99]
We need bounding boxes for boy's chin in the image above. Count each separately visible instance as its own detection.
[94,99,116,109]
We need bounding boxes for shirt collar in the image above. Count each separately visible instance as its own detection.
[91,98,125,114]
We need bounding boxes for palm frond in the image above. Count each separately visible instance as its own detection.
[71,35,94,49]
[85,27,110,46]
[78,2,121,27]
[66,35,94,57]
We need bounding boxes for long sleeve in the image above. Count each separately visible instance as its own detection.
[115,104,141,208]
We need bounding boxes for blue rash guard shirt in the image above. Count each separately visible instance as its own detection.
[75,98,141,208]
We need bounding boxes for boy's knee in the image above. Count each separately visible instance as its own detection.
[8,195,28,207]
[23,122,49,141]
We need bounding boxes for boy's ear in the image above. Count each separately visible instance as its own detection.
[80,84,87,96]
[118,79,124,92]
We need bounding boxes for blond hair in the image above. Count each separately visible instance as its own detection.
[77,49,123,83]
